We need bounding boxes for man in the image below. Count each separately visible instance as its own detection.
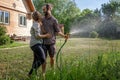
[41,4,68,75]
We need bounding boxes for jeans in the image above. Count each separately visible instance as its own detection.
[29,44,45,75]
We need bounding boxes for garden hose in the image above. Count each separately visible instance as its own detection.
[56,34,69,71]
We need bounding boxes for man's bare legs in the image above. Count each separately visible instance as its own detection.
[42,56,54,73]
[42,57,54,73]
[50,56,56,75]
[42,62,46,80]
[42,62,46,74]
[41,51,55,80]
[50,57,54,68]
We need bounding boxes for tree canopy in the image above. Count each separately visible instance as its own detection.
[33,0,120,39]
[33,0,80,33]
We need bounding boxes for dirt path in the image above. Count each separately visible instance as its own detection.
[0,45,29,50]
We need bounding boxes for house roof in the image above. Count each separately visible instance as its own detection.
[25,0,36,12]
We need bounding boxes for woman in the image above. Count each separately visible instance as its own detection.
[28,11,51,76]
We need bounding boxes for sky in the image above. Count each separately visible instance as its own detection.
[75,0,110,11]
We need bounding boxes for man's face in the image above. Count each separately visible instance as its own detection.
[42,7,47,14]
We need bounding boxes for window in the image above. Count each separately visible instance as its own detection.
[19,14,27,27]
[0,10,9,24]
[5,12,9,24]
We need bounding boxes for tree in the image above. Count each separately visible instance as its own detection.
[97,21,118,39]
[101,1,120,21]
[96,1,120,39]
[70,8,101,37]
[33,0,81,33]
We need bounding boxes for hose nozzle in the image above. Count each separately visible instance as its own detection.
[65,33,70,42]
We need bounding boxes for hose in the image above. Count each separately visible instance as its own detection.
[56,39,67,71]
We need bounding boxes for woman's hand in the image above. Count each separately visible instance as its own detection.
[37,33,51,39]
[46,33,51,38]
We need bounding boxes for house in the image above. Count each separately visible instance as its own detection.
[0,0,35,37]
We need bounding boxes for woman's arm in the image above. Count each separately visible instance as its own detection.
[36,33,51,39]
[34,22,51,39]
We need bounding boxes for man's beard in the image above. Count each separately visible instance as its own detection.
[45,12,48,17]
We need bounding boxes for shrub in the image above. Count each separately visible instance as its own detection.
[97,21,118,39]
[0,25,6,36]
[89,31,99,38]
[0,25,12,45]
[0,35,11,45]
[10,40,14,43]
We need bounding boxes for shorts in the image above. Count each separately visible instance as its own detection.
[42,44,56,58]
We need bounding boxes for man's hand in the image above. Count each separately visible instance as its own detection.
[58,32,69,41]
[64,34,69,41]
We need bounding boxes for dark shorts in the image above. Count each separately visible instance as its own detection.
[42,44,56,58]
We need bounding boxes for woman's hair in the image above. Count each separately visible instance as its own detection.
[32,11,42,22]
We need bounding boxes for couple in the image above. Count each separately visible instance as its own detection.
[28,4,68,77]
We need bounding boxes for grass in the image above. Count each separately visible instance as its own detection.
[0,41,28,49]
[0,38,120,80]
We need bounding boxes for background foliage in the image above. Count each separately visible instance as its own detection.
[33,0,120,38]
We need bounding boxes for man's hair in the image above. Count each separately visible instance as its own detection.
[42,3,53,11]
[32,11,42,22]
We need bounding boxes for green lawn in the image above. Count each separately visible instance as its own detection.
[0,38,120,80]
[0,41,28,49]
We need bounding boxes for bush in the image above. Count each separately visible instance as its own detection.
[0,35,11,45]
[0,25,12,45]
[10,40,14,43]
[89,31,99,38]
[0,25,6,36]
[97,21,118,39]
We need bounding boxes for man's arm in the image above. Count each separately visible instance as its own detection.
[58,31,65,38]
[53,18,68,39]
[58,31,69,40]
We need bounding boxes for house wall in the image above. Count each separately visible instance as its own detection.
[0,0,33,36]
[0,0,31,13]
